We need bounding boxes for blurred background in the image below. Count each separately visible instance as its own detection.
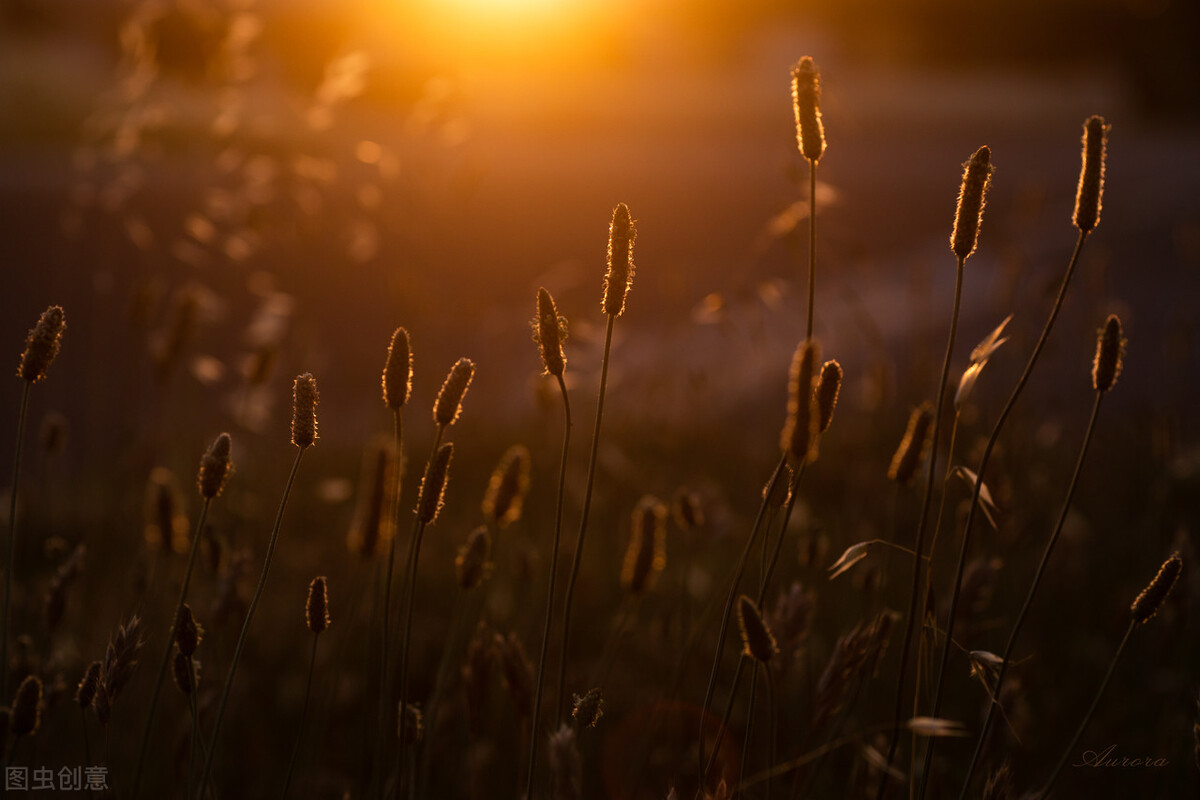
[1,0,1199,797]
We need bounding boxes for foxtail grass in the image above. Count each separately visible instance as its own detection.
[556,203,636,724]
[792,57,826,339]
[922,117,1108,800]
[525,287,572,797]
[958,315,1124,797]
[879,145,991,799]
[282,577,330,799]
[1035,553,1181,799]
[198,374,317,800]
[132,432,231,800]
[4,306,65,700]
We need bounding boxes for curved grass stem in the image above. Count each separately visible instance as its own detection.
[958,392,1103,796]
[918,230,1089,799]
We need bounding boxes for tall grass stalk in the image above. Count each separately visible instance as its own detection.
[199,373,317,800]
[1,382,31,701]
[525,287,571,795]
[282,632,322,798]
[880,144,991,797]
[920,116,1106,798]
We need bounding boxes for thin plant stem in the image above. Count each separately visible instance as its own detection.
[394,429,446,798]
[1036,622,1134,800]
[759,469,805,606]
[765,664,777,800]
[282,632,321,799]
[704,655,748,786]
[131,497,212,799]
[377,409,405,799]
[739,665,760,796]
[80,709,93,799]
[525,373,572,797]
[918,230,1090,800]
[698,455,787,785]
[187,658,199,800]
[1,381,31,699]
[807,162,818,340]
[555,314,616,723]
[877,257,965,799]
[418,590,470,796]
[959,392,1104,797]
[198,446,307,800]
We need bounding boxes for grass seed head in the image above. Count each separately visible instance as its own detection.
[572,687,604,729]
[781,339,820,465]
[75,661,101,709]
[951,146,993,260]
[417,443,454,524]
[198,432,233,499]
[172,652,198,695]
[18,305,65,383]
[815,359,842,433]
[603,203,636,317]
[1132,552,1182,624]
[398,702,424,745]
[1074,115,1108,232]
[671,488,704,532]
[175,603,203,656]
[306,576,330,633]
[1092,314,1125,393]
[621,495,667,595]
[145,467,188,554]
[382,327,413,410]
[889,403,934,486]
[791,56,826,163]
[534,287,567,377]
[456,526,492,590]
[737,595,778,663]
[348,439,394,559]
[11,675,42,736]
[291,373,319,448]
[482,444,531,528]
[434,358,475,427]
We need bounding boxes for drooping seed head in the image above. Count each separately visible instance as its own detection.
[175,603,203,656]
[456,526,492,590]
[172,652,198,695]
[306,576,330,633]
[434,358,475,427]
[382,327,413,410]
[1092,314,1125,393]
[18,305,65,383]
[889,403,934,486]
[951,146,993,260]
[11,675,42,736]
[1074,115,1108,232]
[1131,552,1182,624]
[533,287,567,377]
[602,203,636,317]
[791,56,826,164]
[198,432,233,499]
[780,339,820,465]
[815,359,842,433]
[75,661,101,709]
[620,495,668,595]
[572,687,604,729]
[417,443,454,524]
[291,373,319,448]
[737,595,778,663]
[482,444,531,529]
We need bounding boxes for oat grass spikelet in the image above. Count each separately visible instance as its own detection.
[791,56,826,163]
[603,203,636,317]
[418,443,454,524]
[434,357,475,427]
[621,495,667,595]
[815,359,842,433]
[291,373,319,448]
[383,327,413,410]
[1074,115,1108,232]
[889,403,934,486]
[306,576,330,633]
[18,305,65,383]
[534,287,567,377]
[1132,552,1182,624]
[951,146,993,260]
[1092,314,1124,392]
[198,432,233,499]
[11,674,42,736]
[482,445,531,528]
[737,595,777,663]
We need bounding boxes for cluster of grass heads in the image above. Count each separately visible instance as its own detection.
[1,47,1192,800]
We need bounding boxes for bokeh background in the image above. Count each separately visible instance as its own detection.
[1,0,1199,797]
